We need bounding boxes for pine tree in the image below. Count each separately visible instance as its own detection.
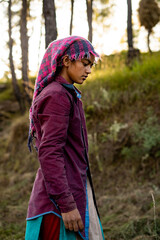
[20,0,31,104]
[43,0,57,48]
[70,0,74,35]
[8,0,25,113]
[138,0,160,52]
[86,0,93,42]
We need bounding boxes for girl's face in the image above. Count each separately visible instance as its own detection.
[64,54,95,84]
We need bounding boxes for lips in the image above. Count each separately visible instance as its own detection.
[82,75,88,80]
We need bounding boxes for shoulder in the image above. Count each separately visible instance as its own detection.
[42,81,67,96]
[33,81,73,114]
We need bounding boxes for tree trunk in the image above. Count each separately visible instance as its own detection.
[20,0,31,104]
[126,0,140,65]
[70,0,74,35]
[43,0,57,48]
[86,0,93,43]
[8,0,25,114]
[127,0,133,49]
[147,29,152,53]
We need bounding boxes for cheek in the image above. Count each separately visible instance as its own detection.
[68,66,78,79]
[69,62,84,77]
[72,66,83,76]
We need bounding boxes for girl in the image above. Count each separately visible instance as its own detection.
[26,36,104,240]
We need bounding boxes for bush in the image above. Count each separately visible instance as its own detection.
[121,109,160,164]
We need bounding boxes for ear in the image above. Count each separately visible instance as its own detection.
[62,55,71,67]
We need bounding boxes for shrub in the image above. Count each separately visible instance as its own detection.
[121,109,160,164]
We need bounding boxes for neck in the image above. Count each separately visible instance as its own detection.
[59,67,73,84]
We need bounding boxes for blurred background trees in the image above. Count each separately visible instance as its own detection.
[0,0,160,111]
[43,0,57,48]
[8,0,25,113]
[70,0,74,35]
[127,0,133,50]
[20,0,31,105]
[126,0,140,64]
[86,0,93,42]
[138,0,160,52]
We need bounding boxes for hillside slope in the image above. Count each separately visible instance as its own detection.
[0,52,160,239]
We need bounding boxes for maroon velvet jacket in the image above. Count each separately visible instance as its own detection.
[27,75,98,238]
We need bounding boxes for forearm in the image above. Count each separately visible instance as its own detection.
[37,93,77,212]
[39,143,77,212]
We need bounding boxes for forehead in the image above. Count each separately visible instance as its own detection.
[82,54,95,63]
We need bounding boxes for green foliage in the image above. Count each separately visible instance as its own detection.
[105,120,128,142]
[79,52,160,130]
[138,0,160,31]
[77,52,160,176]
[0,224,25,240]
[0,82,15,102]
[0,88,13,102]
[122,109,160,162]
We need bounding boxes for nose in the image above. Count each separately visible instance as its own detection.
[86,65,92,74]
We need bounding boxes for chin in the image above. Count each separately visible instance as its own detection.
[75,80,83,84]
[79,81,84,84]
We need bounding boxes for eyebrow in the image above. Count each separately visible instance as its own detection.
[83,59,93,65]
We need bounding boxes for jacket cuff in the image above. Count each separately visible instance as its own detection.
[56,195,77,213]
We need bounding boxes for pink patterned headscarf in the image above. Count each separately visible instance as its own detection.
[28,36,99,151]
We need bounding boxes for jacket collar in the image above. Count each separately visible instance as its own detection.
[55,75,81,95]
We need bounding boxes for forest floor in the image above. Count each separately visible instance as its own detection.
[0,51,160,240]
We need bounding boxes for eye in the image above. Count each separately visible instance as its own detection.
[82,62,88,67]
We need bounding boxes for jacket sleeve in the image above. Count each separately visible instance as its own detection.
[37,91,77,213]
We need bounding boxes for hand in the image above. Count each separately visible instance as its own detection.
[61,208,84,232]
